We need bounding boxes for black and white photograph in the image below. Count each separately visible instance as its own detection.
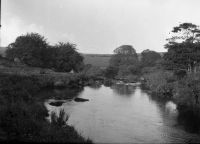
[0,0,200,143]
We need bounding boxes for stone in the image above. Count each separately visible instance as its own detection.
[49,101,65,106]
[74,97,89,102]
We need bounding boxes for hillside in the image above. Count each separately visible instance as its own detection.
[82,53,143,68]
[83,53,164,68]
[83,54,112,68]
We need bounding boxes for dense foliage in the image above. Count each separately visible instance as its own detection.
[164,23,200,72]
[141,49,162,67]
[0,74,91,143]
[107,45,140,78]
[6,33,48,67]
[142,23,200,117]
[6,33,84,72]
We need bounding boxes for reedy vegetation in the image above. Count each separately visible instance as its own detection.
[0,74,91,143]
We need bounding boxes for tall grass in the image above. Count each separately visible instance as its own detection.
[0,74,92,143]
[143,70,175,99]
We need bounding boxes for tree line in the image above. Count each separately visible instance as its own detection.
[6,33,84,72]
[104,45,162,79]
[105,23,200,81]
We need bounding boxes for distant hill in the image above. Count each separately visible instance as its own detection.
[82,52,165,68]
[82,54,112,69]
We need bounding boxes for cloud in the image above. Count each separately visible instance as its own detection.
[1,16,45,47]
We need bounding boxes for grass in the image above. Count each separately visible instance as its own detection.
[83,54,112,68]
[0,74,92,143]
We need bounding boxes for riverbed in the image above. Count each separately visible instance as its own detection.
[45,84,200,143]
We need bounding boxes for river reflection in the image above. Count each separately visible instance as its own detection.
[45,84,200,143]
[111,84,136,96]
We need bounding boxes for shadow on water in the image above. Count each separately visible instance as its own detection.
[140,86,200,134]
[38,87,84,100]
[177,105,200,133]
[88,84,102,89]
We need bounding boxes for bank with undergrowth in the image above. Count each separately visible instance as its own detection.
[0,58,93,143]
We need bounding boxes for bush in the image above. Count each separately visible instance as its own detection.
[174,69,187,80]
[51,109,69,127]
[143,70,175,99]
[173,73,200,107]
[0,101,47,141]
[104,66,118,79]
[0,74,40,102]
[0,74,92,143]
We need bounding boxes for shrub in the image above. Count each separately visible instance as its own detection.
[104,66,118,79]
[143,70,175,99]
[51,109,69,127]
[0,74,40,102]
[174,69,187,80]
[0,74,92,143]
[0,101,46,141]
[174,73,200,107]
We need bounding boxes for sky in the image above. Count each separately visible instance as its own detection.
[1,0,200,54]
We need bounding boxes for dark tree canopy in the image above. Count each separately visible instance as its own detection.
[110,45,138,67]
[141,49,162,67]
[164,23,200,72]
[168,23,200,43]
[51,42,84,72]
[109,45,140,77]
[113,45,137,56]
[6,33,84,72]
[6,33,48,67]
[104,66,119,79]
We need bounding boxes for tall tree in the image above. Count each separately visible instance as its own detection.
[110,45,138,67]
[6,33,48,67]
[52,42,84,72]
[164,23,200,72]
[109,45,139,77]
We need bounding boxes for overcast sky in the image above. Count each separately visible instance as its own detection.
[2,0,200,54]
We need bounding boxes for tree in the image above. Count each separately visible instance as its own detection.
[113,45,137,55]
[52,42,84,72]
[164,23,200,73]
[110,45,138,67]
[104,66,119,79]
[141,49,162,67]
[6,33,84,72]
[6,33,48,67]
[109,45,139,77]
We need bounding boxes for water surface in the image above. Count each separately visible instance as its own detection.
[45,84,200,143]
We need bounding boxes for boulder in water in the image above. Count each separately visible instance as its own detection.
[74,97,89,102]
[49,101,65,106]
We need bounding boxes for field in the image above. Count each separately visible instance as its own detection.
[83,54,112,68]
[82,53,145,68]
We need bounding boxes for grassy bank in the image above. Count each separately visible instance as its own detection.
[142,68,200,133]
[0,73,92,143]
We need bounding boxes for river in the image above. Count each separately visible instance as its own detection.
[45,84,200,143]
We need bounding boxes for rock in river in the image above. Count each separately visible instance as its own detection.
[49,101,65,106]
[74,97,89,102]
